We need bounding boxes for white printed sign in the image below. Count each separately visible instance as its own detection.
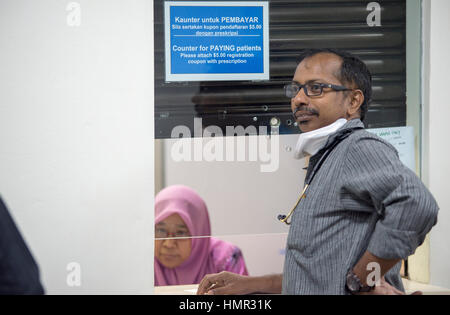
[367,126,416,172]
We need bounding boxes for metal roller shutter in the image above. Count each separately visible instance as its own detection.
[154,0,406,138]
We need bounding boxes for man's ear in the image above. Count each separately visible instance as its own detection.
[348,89,364,117]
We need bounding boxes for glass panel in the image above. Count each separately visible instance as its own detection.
[154,0,423,289]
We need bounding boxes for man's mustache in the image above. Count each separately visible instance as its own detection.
[292,106,319,117]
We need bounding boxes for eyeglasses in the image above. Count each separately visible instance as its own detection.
[284,82,352,98]
[155,227,191,240]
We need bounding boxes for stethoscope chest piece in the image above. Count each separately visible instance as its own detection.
[277,184,309,226]
[276,127,358,226]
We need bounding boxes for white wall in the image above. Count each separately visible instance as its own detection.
[423,0,450,289]
[0,0,154,294]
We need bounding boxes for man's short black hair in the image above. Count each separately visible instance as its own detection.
[296,48,372,122]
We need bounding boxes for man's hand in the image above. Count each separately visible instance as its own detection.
[357,277,422,295]
[197,271,255,295]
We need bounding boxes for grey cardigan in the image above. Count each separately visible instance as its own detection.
[282,119,439,295]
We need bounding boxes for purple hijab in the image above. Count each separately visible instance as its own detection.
[154,185,248,286]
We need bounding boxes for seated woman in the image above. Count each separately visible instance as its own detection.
[155,185,248,286]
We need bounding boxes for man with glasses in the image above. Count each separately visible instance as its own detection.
[197,49,439,295]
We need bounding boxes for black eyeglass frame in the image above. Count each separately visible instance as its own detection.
[284,82,352,98]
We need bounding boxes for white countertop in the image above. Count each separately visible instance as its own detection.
[154,279,450,295]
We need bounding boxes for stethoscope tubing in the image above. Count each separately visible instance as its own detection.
[278,128,360,225]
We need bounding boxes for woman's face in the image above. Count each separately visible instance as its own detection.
[154,214,192,268]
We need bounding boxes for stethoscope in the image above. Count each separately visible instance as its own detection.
[277,127,359,225]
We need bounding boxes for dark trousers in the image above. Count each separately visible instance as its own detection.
[0,196,44,295]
